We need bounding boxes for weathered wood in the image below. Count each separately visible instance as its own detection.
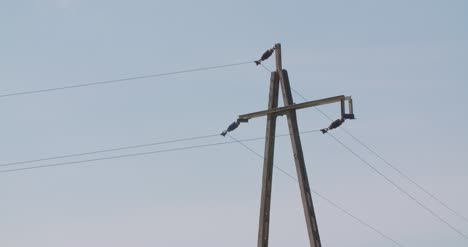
[279,69,322,247]
[251,43,353,247]
[257,71,280,247]
[275,43,282,73]
[238,95,346,121]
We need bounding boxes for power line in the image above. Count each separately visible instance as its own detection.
[343,130,468,225]
[0,130,321,174]
[0,134,220,168]
[328,132,468,241]
[0,61,254,99]
[226,134,406,247]
[290,81,468,227]
[0,141,235,174]
[259,63,272,74]
[227,134,297,181]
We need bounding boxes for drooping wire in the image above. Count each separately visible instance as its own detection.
[342,130,468,225]
[260,63,468,227]
[0,141,238,174]
[290,78,468,227]
[227,134,297,181]
[0,134,220,168]
[0,61,254,99]
[328,132,468,241]
[226,134,406,247]
[0,130,321,174]
[259,63,272,73]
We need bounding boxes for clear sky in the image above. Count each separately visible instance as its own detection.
[1,0,467,246]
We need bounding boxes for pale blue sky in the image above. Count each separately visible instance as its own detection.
[1,0,467,246]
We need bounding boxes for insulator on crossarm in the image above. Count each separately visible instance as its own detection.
[221,120,241,137]
[320,118,345,134]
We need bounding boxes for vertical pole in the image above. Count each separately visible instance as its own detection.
[277,51,322,245]
[257,71,280,247]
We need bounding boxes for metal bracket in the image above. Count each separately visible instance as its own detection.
[341,96,355,120]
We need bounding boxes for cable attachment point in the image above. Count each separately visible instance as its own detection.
[221,119,248,136]
[321,118,345,134]
[255,47,275,66]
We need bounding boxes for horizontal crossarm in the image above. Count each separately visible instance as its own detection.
[239,95,352,121]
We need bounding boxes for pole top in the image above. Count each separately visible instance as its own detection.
[275,43,282,72]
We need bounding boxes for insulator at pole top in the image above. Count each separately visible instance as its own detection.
[320,118,345,134]
[221,119,244,137]
[255,47,275,66]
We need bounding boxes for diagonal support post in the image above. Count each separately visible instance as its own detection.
[257,71,279,247]
[278,68,322,247]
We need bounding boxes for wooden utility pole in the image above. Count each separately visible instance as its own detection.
[256,67,279,247]
[239,43,355,247]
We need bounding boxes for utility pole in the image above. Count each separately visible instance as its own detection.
[237,43,355,247]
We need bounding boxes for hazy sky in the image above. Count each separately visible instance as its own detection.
[1,1,467,246]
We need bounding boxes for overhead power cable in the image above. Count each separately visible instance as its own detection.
[0,134,220,168]
[290,80,468,227]
[328,133,468,241]
[0,130,321,174]
[0,61,253,99]
[0,141,238,174]
[343,130,468,225]
[226,134,405,247]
